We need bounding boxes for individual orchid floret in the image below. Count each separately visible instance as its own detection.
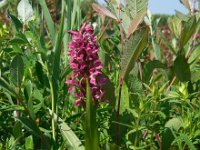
[66,22,106,107]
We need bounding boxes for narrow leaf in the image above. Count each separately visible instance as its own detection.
[39,0,56,42]
[52,1,65,108]
[17,117,40,137]
[179,133,196,150]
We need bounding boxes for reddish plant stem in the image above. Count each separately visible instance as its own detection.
[154,130,162,150]
[116,0,125,146]
[138,60,143,81]
[166,76,176,94]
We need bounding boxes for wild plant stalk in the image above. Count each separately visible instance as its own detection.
[116,0,125,145]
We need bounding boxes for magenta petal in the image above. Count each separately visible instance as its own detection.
[66,22,107,107]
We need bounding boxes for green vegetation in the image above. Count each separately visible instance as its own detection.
[0,0,200,149]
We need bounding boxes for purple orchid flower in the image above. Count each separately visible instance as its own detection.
[66,22,106,107]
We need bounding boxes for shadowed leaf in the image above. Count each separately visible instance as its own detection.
[10,55,24,86]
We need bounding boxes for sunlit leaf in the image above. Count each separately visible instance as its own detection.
[127,11,146,38]
[180,0,191,10]
[180,16,197,48]
[92,3,117,20]
[17,0,33,23]
[25,136,34,150]
[179,133,196,150]
[165,118,183,131]
[120,27,148,80]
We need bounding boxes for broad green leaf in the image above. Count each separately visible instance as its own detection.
[35,61,48,87]
[9,14,23,31]
[165,118,183,131]
[38,0,56,42]
[13,121,22,139]
[25,136,34,150]
[120,27,148,80]
[152,38,161,60]
[174,55,191,82]
[125,0,147,19]
[118,82,129,114]
[180,16,197,48]
[17,0,33,24]
[85,79,99,150]
[10,55,24,86]
[162,128,174,150]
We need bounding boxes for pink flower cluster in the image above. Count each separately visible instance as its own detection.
[66,22,106,107]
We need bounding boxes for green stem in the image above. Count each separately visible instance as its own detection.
[85,79,99,150]
[49,79,56,141]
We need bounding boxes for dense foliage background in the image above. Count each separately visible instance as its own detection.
[0,0,200,149]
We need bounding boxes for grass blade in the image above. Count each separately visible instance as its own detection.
[38,0,56,43]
